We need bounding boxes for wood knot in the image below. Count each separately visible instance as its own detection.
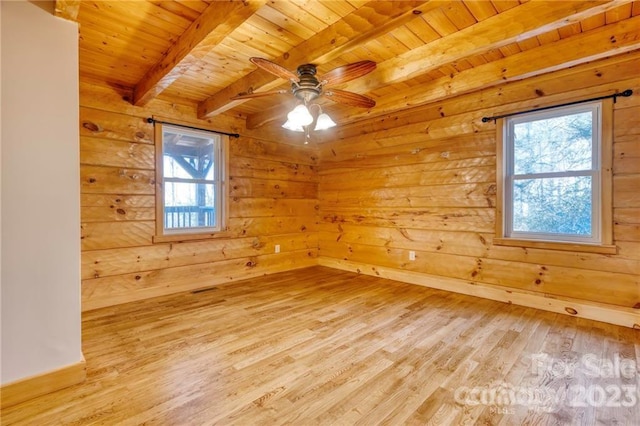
[565,307,578,315]
[82,121,102,132]
[135,131,147,140]
[116,208,126,215]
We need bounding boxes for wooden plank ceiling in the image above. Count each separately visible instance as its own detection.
[72,0,640,131]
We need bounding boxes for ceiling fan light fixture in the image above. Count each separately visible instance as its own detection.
[240,59,378,138]
[282,119,305,132]
[287,104,313,127]
[314,112,336,131]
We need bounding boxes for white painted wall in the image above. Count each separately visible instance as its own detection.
[1,1,82,385]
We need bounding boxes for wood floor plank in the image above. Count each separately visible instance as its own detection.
[1,266,638,425]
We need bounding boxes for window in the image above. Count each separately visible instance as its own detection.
[154,123,228,241]
[496,100,613,252]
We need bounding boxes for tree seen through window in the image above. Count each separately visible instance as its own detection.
[505,103,601,243]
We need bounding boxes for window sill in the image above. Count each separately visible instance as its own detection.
[153,231,232,244]
[493,238,617,254]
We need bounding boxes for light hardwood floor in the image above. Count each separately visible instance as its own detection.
[2,266,638,425]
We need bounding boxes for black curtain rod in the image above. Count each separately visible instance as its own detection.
[481,89,633,123]
[147,117,240,138]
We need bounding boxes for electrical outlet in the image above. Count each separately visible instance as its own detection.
[409,250,416,261]
[275,244,280,254]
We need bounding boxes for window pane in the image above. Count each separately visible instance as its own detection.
[164,182,216,229]
[512,176,592,236]
[513,111,592,174]
[163,130,216,180]
[163,156,193,179]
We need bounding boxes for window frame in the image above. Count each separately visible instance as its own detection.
[153,121,229,243]
[494,99,615,254]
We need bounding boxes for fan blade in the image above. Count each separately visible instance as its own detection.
[231,89,288,100]
[325,89,376,108]
[321,61,376,86]
[250,57,299,82]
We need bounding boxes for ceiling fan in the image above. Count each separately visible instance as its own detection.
[231,57,377,134]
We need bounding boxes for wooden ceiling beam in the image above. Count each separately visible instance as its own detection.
[54,0,81,22]
[336,14,640,126]
[319,54,640,153]
[353,0,633,93]
[197,1,443,119]
[246,0,632,129]
[132,0,267,107]
[246,103,292,130]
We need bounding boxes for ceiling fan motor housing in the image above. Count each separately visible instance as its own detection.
[292,64,321,103]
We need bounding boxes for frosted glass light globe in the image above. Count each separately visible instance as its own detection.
[287,104,313,126]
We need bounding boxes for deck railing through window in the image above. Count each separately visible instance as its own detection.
[164,206,215,229]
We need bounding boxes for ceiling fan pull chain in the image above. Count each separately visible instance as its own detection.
[304,126,310,145]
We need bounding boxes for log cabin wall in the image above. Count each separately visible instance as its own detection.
[79,81,319,311]
[78,51,639,323]
[316,52,640,325]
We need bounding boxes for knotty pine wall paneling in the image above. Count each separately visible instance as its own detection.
[79,82,319,311]
[317,52,640,324]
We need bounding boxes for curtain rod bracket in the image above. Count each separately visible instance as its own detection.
[481,89,633,123]
[146,117,240,138]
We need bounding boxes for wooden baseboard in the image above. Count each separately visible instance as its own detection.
[0,357,86,409]
[318,257,640,329]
